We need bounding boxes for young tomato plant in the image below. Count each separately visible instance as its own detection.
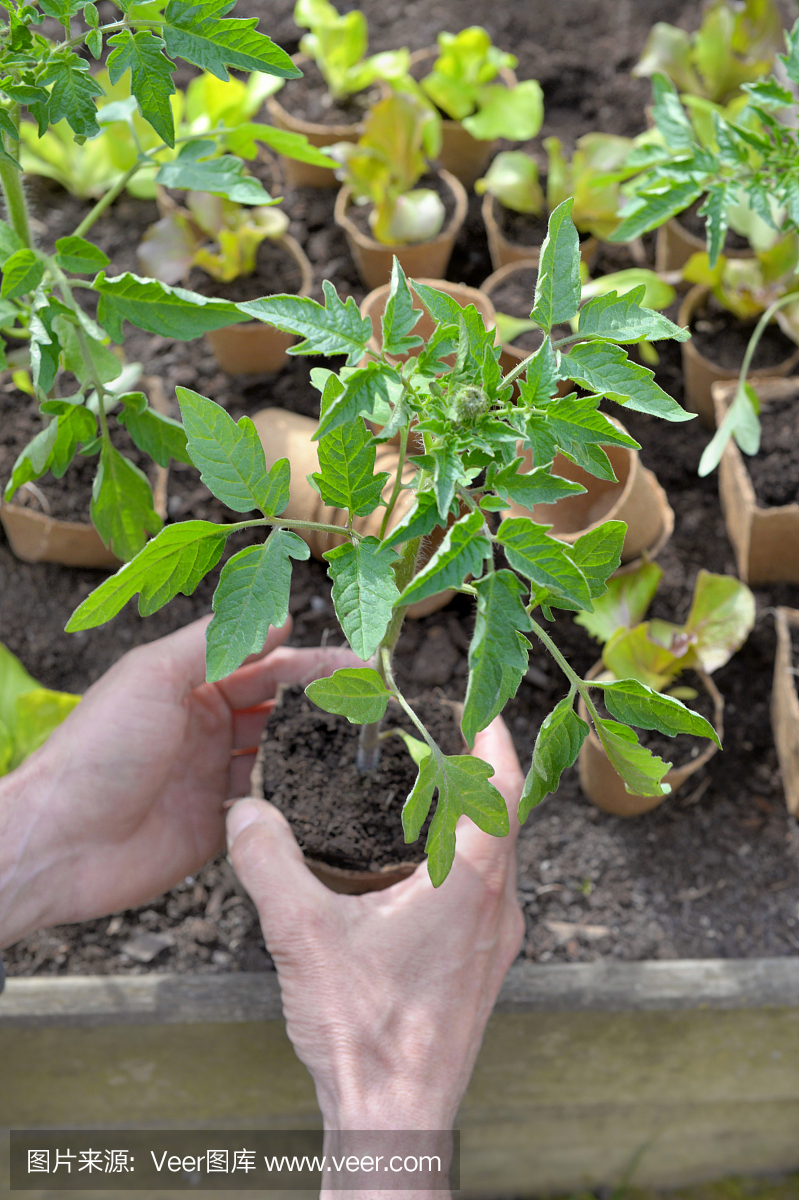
[68,200,704,887]
[0,1,333,561]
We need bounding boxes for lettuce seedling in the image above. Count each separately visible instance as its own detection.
[68,200,706,886]
[293,0,410,103]
[0,642,79,775]
[331,93,445,245]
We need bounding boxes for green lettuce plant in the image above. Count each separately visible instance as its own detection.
[331,92,445,244]
[66,200,715,887]
[476,134,634,240]
[417,26,543,142]
[0,642,80,775]
[0,1,333,561]
[292,0,410,103]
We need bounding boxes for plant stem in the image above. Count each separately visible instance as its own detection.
[378,424,408,541]
[0,120,31,248]
[528,615,603,728]
[73,161,143,239]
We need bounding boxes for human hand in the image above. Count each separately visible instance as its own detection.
[0,616,359,948]
[227,717,525,1133]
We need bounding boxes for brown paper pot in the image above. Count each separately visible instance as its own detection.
[265,53,360,188]
[502,432,674,568]
[772,607,799,815]
[482,192,597,274]
[360,277,497,369]
[712,377,799,584]
[203,236,313,376]
[679,286,799,428]
[334,168,468,291]
[578,665,724,816]
[0,501,122,569]
[250,407,453,618]
[655,215,754,275]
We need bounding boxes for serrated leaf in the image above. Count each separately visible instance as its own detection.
[54,236,110,275]
[162,0,300,81]
[1,248,43,299]
[380,490,443,551]
[28,293,60,394]
[38,0,82,19]
[118,393,192,467]
[565,521,626,598]
[610,178,704,243]
[205,530,309,681]
[462,570,532,747]
[575,561,664,643]
[398,511,491,608]
[324,536,399,661]
[430,442,464,520]
[519,696,589,821]
[239,281,372,366]
[313,417,388,517]
[577,287,689,344]
[94,272,245,343]
[177,386,288,514]
[305,667,390,725]
[699,183,730,269]
[531,198,581,332]
[561,341,693,422]
[4,403,96,498]
[497,517,592,609]
[314,362,395,440]
[600,678,720,746]
[539,393,638,482]
[492,458,586,510]
[154,142,271,203]
[66,521,229,631]
[518,338,559,406]
[41,54,103,139]
[107,29,176,147]
[594,717,672,797]
[90,441,163,560]
[382,257,423,356]
[650,73,696,151]
[410,281,497,367]
[403,753,509,887]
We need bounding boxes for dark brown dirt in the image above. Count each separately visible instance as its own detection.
[745,397,799,508]
[678,197,752,254]
[256,689,464,870]
[187,235,303,303]
[486,265,570,350]
[497,202,550,249]
[690,295,799,372]
[274,56,380,126]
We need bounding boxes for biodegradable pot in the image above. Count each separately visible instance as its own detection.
[250,407,454,618]
[502,433,674,569]
[0,501,122,569]
[203,235,313,376]
[482,192,598,274]
[407,47,518,189]
[578,665,724,817]
[772,607,799,816]
[359,276,497,368]
[265,53,362,188]
[679,286,799,427]
[712,378,799,585]
[334,168,468,290]
[655,214,754,276]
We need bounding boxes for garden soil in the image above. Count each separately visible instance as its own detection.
[4,0,799,978]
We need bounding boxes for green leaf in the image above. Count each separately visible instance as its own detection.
[398,511,492,608]
[239,281,372,366]
[600,678,720,747]
[67,521,230,631]
[11,687,81,770]
[700,183,730,270]
[390,729,430,765]
[577,286,689,344]
[683,569,755,673]
[1,248,43,299]
[305,667,390,725]
[463,79,544,141]
[54,236,110,275]
[41,54,103,139]
[245,123,336,167]
[161,0,300,80]
[561,340,693,422]
[380,490,442,551]
[530,198,581,332]
[519,696,589,821]
[324,536,399,661]
[575,560,663,643]
[55,318,122,389]
[650,73,696,151]
[118,392,192,467]
[205,530,309,681]
[154,142,272,203]
[28,294,60,394]
[496,517,592,609]
[538,393,639,483]
[610,179,704,243]
[107,28,176,147]
[402,753,509,888]
[90,441,163,560]
[4,405,96,499]
[381,257,423,356]
[565,521,626,598]
[177,386,289,514]
[0,221,24,267]
[38,0,83,20]
[410,281,497,367]
[698,380,759,476]
[491,458,586,511]
[594,717,672,798]
[462,570,532,747]
[313,417,388,517]
[314,362,395,440]
[94,272,245,343]
[518,338,558,405]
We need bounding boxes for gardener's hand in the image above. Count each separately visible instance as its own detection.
[227,718,525,1134]
[0,616,359,948]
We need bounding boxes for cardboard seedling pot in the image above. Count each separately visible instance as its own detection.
[712,377,799,585]
[679,285,799,428]
[772,607,799,816]
[0,501,122,569]
[578,666,724,816]
[359,276,497,370]
[655,214,754,276]
[482,192,598,274]
[334,168,468,290]
[203,235,313,376]
[265,53,361,188]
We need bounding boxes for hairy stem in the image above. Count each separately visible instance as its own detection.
[73,161,143,239]
[528,615,604,729]
[378,424,408,541]
[0,118,31,248]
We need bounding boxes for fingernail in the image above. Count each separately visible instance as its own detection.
[226,798,262,848]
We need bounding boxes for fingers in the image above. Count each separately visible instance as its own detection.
[227,753,258,798]
[213,621,294,708]
[230,702,275,751]
[454,717,525,865]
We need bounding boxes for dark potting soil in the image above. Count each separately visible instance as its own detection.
[344,172,457,245]
[255,688,464,871]
[487,265,571,352]
[496,201,549,250]
[590,672,720,765]
[690,295,799,373]
[187,236,303,304]
[273,57,380,127]
[678,197,752,254]
[744,396,799,509]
